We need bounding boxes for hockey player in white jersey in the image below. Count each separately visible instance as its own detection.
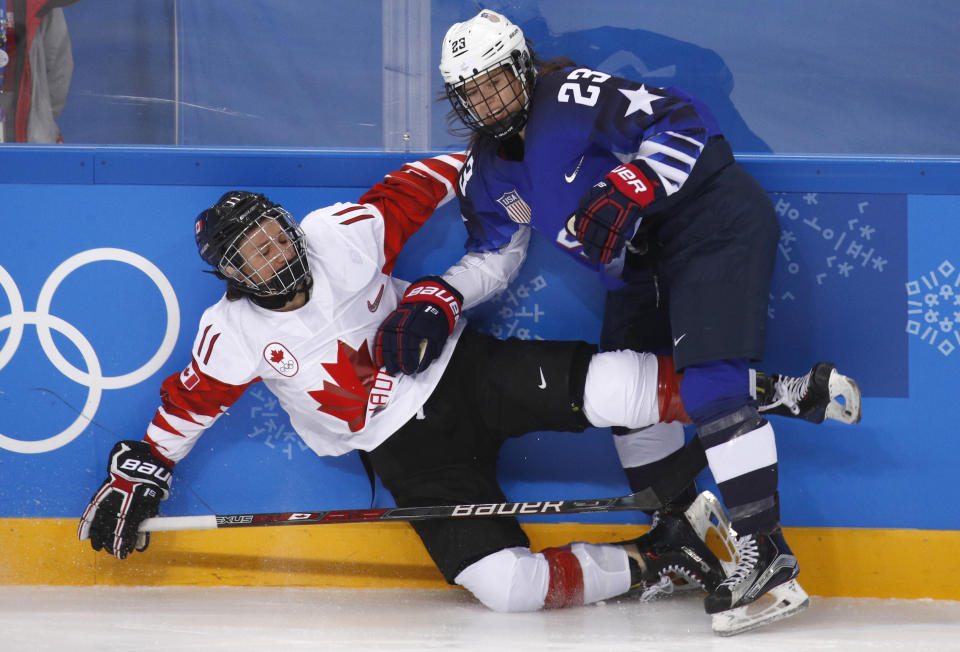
[79,154,835,623]
[79,153,733,613]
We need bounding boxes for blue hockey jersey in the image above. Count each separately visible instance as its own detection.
[457,67,724,284]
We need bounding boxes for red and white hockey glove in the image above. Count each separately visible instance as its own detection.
[374,276,463,375]
[78,440,172,560]
[572,162,665,264]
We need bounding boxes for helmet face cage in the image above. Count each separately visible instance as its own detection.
[218,207,310,298]
[445,51,534,140]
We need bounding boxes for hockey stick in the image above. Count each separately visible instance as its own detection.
[139,486,664,533]
[140,437,709,533]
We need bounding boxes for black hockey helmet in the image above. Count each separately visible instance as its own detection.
[195,191,311,301]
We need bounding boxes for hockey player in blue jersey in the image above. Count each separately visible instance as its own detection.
[423,9,862,635]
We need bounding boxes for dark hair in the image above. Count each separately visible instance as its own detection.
[226,286,246,301]
[442,42,579,149]
[201,269,245,301]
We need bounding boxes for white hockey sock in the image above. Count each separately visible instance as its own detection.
[569,542,633,604]
[454,544,632,612]
[703,421,777,485]
[613,420,687,470]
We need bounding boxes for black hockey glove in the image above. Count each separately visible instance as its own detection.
[374,276,463,375]
[78,440,173,560]
[571,162,665,264]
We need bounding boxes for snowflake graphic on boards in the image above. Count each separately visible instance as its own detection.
[906,260,960,357]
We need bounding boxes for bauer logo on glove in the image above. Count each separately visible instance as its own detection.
[78,440,173,560]
[572,162,665,264]
[405,283,463,319]
[374,275,464,375]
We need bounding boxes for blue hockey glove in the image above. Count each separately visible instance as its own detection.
[374,276,463,375]
[78,440,173,560]
[572,163,665,264]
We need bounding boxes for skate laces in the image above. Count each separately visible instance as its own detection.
[641,546,709,602]
[639,562,706,602]
[719,534,760,589]
[639,574,675,602]
[770,372,811,415]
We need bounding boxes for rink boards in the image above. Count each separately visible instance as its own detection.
[0,147,958,599]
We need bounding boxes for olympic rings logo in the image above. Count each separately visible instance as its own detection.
[0,249,180,454]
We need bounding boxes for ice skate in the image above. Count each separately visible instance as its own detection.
[627,491,736,601]
[704,529,810,636]
[754,362,861,424]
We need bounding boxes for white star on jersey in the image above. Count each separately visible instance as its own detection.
[619,85,663,117]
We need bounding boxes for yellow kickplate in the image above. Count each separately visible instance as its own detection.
[3,518,957,600]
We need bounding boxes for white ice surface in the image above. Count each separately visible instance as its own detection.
[3,586,959,651]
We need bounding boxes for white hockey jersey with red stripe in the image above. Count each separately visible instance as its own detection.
[145,154,471,464]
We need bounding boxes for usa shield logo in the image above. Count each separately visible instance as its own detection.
[496,189,532,224]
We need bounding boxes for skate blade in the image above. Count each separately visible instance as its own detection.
[825,370,862,424]
[684,491,738,577]
[711,579,810,637]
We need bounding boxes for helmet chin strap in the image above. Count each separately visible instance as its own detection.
[249,276,313,310]
[250,291,296,310]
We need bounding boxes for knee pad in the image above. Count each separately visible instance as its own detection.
[454,547,550,612]
[583,349,659,428]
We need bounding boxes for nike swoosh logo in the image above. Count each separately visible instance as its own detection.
[673,333,687,347]
[538,367,547,389]
[564,155,585,183]
[367,284,385,312]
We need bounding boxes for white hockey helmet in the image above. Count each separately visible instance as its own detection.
[439,9,535,140]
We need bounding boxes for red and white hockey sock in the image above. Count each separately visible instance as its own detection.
[454,544,632,612]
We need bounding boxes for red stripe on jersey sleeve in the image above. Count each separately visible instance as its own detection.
[197,324,211,358]
[150,410,186,436]
[340,214,376,225]
[160,399,203,426]
[144,363,260,462]
[158,361,258,422]
[356,155,465,274]
[417,155,465,192]
[202,333,221,365]
[143,434,177,467]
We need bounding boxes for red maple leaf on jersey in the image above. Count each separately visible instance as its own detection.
[269,348,285,364]
[308,340,378,432]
